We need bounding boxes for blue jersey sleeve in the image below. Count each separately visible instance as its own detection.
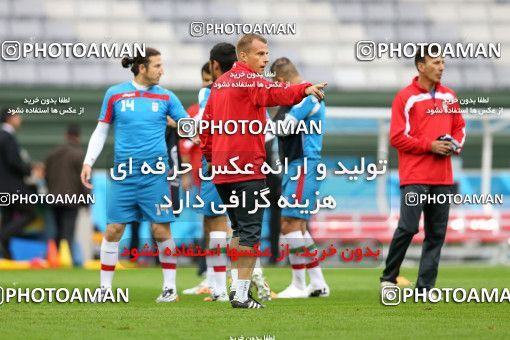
[98,87,117,123]
[198,87,211,110]
[288,95,321,121]
[167,90,189,121]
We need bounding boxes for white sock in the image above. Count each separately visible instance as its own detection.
[252,257,262,276]
[285,231,306,290]
[303,231,327,289]
[157,239,177,290]
[234,279,251,302]
[210,231,227,295]
[206,266,215,288]
[206,252,215,292]
[230,268,238,291]
[100,239,119,289]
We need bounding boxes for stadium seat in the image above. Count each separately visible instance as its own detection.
[464,65,495,89]
[110,21,143,40]
[9,19,43,40]
[365,23,396,42]
[488,3,510,23]
[396,24,427,42]
[5,62,38,84]
[111,0,142,19]
[0,0,8,17]
[76,21,110,41]
[300,46,333,66]
[300,24,337,43]
[43,0,75,18]
[395,2,427,22]
[13,0,45,17]
[366,67,399,88]
[175,1,207,20]
[270,3,301,21]
[77,1,109,19]
[143,0,173,20]
[440,65,463,89]
[333,2,363,23]
[302,2,335,22]
[44,19,77,40]
[460,24,492,41]
[492,24,510,43]
[70,63,107,85]
[142,23,175,43]
[164,65,202,88]
[106,63,133,84]
[239,2,270,20]
[0,0,507,90]
[335,25,365,43]
[38,63,71,85]
[0,19,8,39]
[458,4,489,23]
[426,3,458,22]
[428,23,461,42]
[169,44,206,65]
[365,3,395,23]
[333,67,367,88]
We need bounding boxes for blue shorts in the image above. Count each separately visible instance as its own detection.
[281,159,322,221]
[198,157,226,217]
[107,165,176,224]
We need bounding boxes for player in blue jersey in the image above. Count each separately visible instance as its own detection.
[270,57,330,299]
[80,48,192,303]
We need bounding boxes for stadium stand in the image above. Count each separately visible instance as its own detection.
[0,0,509,88]
[0,0,509,264]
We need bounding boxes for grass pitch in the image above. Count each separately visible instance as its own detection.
[0,265,509,339]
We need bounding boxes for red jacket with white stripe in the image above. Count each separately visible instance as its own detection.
[200,62,312,184]
[390,76,466,186]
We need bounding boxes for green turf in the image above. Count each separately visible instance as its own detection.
[0,265,509,339]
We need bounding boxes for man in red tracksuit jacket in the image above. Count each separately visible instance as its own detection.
[380,45,466,293]
[200,33,326,309]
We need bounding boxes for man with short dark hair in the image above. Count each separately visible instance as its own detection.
[0,109,37,259]
[193,43,237,302]
[380,45,466,292]
[200,34,327,308]
[45,124,89,261]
